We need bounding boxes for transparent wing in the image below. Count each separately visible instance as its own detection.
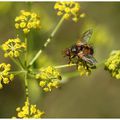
[82,54,97,65]
[81,29,93,43]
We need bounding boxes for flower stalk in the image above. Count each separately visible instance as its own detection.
[10,57,24,71]
[25,37,28,67]
[24,71,30,116]
[28,16,65,67]
[55,63,76,69]
[17,57,25,70]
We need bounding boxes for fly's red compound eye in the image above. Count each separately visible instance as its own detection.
[65,49,70,56]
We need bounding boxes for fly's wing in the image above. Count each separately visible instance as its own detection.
[81,29,93,43]
[82,54,97,65]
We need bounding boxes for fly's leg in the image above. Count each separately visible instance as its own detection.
[68,56,72,64]
[68,55,76,64]
[82,60,89,70]
[76,57,80,69]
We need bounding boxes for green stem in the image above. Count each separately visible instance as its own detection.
[24,72,29,98]
[9,70,26,75]
[55,63,76,69]
[25,37,28,68]
[24,71,30,115]
[28,16,65,67]
[10,57,24,70]
[27,63,76,77]
[29,64,76,74]
[17,57,25,69]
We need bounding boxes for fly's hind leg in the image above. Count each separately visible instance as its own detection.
[68,55,76,64]
[82,60,89,70]
[76,57,80,69]
[68,56,72,64]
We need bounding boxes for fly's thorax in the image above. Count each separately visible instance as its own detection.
[76,40,84,46]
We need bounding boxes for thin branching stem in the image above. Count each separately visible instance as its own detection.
[9,70,26,75]
[24,72,29,97]
[25,37,28,68]
[29,64,76,74]
[10,57,24,70]
[24,71,30,116]
[55,63,76,69]
[28,16,65,67]
[24,35,30,116]
[17,57,25,69]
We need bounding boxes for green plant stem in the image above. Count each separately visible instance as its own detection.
[55,63,76,69]
[25,72,29,98]
[17,57,25,69]
[28,16,65,67]
[24,35,30,115]
[24,71,30,115]
[25,37,28,68]
[29,64,76,74]
[10,57,24,70]
[10,70,26,75]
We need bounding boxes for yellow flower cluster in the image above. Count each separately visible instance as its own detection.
[2,38,26,58]
[36,66,62,92]
[105,50,120,79]
[77,62,91,76]
[15,10,41,34]
[54,1,85,22]
[14,98,44,118]
[0,63,14,89]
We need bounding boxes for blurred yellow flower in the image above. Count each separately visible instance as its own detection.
[54,1,85,22]
[2,38,26,58]
[77,62,91,76]
[14,97,44,118]
[15,10,41,34]
[0,63,14,89]
[105,50,120,79]
[36,66,62,92]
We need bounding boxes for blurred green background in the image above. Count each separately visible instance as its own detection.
[0,2,120,118]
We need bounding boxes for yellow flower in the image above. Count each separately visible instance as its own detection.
[15,10,41,34]
[39,81,46,87]
[20,22,26,28]
[36,66,62,92]
[77,62,91,76]
[2,37,26,58]
[105,50,120,79]
[0,63,14,89]
[54,1,85,22]
[14,98,44,118]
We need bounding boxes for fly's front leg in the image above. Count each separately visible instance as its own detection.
[68,54,75,64]
[68,56,72,64]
